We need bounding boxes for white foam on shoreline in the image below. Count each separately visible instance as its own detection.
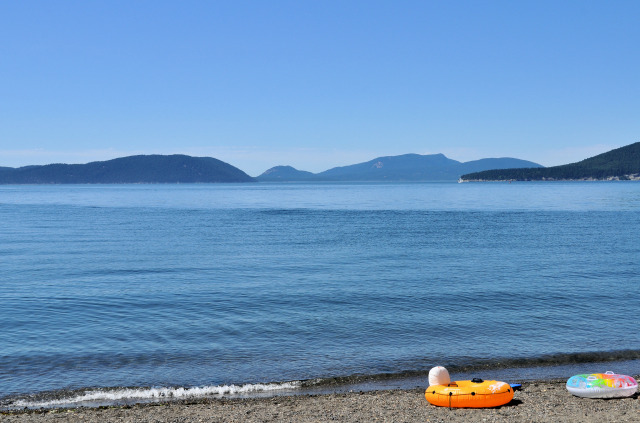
[8,381,302,409]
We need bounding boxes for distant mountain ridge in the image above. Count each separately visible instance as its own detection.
[0,155,255,184]
[4,144,636,184]
[460,142,640,181]
[258,154,542,181]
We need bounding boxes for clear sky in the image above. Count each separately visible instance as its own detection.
[1,1,639,176]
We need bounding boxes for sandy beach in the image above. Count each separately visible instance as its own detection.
[2,378,638,423]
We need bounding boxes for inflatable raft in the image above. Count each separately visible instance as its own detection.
[425,378,514,408]
[566,372,638,398]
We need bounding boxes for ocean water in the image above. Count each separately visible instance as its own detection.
[1,182,639,409]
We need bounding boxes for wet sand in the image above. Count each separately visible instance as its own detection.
[2,379,639,422]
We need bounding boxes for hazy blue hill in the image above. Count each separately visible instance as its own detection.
[314,154,457,181]
[459,158,543,174]
[460,142,640,181]
[256,154,542,181]
[0,155,255,184]
[257,165,315,181]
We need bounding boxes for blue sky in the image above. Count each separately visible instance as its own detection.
[1,1,639,176]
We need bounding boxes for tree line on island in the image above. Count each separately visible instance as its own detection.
[0,141,638,184]
[459,141,640,181]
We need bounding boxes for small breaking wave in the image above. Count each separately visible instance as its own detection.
[4,350,639,411]
[4,381,301,410]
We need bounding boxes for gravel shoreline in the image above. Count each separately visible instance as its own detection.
[2,379,638,422]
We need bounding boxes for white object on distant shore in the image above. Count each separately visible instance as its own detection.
[428,366,451,386]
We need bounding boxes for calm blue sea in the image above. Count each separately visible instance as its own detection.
[1,182,639,408]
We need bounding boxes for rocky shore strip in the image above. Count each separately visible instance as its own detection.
[2,379,639,422]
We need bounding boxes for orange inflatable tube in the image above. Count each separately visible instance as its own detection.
[425,379,514,408]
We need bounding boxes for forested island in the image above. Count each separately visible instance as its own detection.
[0,155,255,184]
[460,142,640,182]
